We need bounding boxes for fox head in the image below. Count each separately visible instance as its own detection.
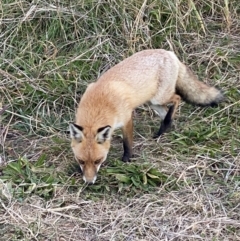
[69,123,111,184]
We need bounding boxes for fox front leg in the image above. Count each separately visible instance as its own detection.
[121,117,133,162]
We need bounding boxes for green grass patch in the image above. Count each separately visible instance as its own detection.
[1,157,177,200]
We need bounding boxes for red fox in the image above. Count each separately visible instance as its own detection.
[70,49,223,183]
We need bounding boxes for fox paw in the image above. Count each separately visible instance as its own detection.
[121,155,131,162]
[153,134,160,139]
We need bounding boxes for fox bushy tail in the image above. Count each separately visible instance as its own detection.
[176,62,224,106]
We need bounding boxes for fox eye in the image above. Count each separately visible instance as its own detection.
[78,159,85,165]
[94,159,102,165]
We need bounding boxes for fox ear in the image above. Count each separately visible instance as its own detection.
[96,125,111,143]
[69,123,84,142]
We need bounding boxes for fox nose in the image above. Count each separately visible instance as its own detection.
[83,175,97,184]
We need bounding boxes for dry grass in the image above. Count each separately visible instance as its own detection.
[1,192,239,240]
[0,0,240,240]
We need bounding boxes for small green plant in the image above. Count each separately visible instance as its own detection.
[107,160,170,185]
[66,159,176,195]
[1,156,175,199]
[85,160,176,194]
[1,155,66,199]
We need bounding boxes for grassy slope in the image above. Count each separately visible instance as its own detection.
[0,0,240,240]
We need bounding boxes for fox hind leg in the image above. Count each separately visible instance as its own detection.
[153,94,181,139]
[150,104,168,120]
[153,105,174,138]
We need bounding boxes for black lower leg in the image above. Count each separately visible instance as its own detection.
[154,105,174,138]
[122,138,133,162]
